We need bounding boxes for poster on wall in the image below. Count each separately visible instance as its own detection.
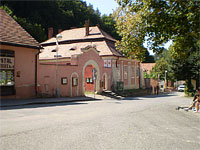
[72,77,78,86]
[86,78,90,83]
[61,77,68,85]
[90,78,93,83]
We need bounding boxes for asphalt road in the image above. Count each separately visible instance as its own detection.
[0,92,199,150]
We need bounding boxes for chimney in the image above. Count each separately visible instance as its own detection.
[48,27,53,39]
[85,20,89,36]
[58,29,62,34]
[96,24,100,28]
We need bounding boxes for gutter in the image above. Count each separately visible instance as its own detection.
[139,62,141,89]
[41,37,115,47]
[1,41,40,49]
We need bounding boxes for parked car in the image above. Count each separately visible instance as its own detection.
[178,85,185,92]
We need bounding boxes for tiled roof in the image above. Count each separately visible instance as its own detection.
[40,26,123,59]
[39,41,122,60]
[0,9,39,48]
[41,26,116,45]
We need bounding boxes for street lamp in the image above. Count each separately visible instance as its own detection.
[164,70,167,89]
[55,34,62,97]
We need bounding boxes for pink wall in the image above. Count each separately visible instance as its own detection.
[1,45,39,99]
[38,48,112,97]
[116,60,139,86]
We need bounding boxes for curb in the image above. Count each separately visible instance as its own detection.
[0,97,95,108]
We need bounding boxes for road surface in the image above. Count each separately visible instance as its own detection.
[0,92,199,150]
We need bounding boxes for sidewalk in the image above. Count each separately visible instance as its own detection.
[0,96,95,107]
[0,92,175,108]
[0,94,113,108]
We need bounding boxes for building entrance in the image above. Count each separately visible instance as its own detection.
[82,60,100,93]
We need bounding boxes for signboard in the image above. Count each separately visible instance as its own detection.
[0,57,14,70]
[72,77,78,86]
[61,77,68,85]
[92,68,97,80]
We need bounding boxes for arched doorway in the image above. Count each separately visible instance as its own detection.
[82,60,100,93]
[70,72,79,97]
[102,73,108,90]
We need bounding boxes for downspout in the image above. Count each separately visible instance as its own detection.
[35,47,41,96]
[139,62,141,89]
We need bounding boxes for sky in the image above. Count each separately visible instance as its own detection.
[84,0,119,15]
[84,0,172,55]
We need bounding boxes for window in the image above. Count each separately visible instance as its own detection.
[132,65,135,77]
[0,70,14,86]
[137,67,140,77]
[124,65,128,79]
[104,60,111,68]
[61,77,68,85]
[116,64,120,81]
[0,50,15,96]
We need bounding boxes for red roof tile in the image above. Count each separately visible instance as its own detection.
[0,9,39,48]
[40,26,123,58]
[41,26,116,45]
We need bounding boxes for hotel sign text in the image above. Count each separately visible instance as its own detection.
[0,56,14,70]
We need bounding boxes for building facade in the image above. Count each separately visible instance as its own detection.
[0,9,40,99]
[38,24,143,97]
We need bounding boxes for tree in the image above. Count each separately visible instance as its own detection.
[115,0,200,88]
[114,0,199,58]
[150,58,167,80]
[1,0,118,42]
[1,5,46,42]
[100,14,121,40]
[114,6,147,60]
[150,50,174,81]
[142,50,155,63]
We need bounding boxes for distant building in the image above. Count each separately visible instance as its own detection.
[38,23,143,97]
[140,63,157,90]
[141,63,155,74]
[0,9,40,99]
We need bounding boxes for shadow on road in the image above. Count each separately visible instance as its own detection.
[0,93,176,110]
[0,100,99,111]
[120,93,176,101]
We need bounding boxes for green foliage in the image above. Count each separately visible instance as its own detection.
[113,6,147,60]
[150,58,167,80]
[1,5,46,42]
[184,80,196,96]
[1,0,120,42]
[115,0,200,89]
[142,50,155,63]
[114,0,200,61]
[143,72,151,78]
[149,50,175,81]
[100,14,121,40]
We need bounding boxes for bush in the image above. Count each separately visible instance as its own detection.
[184,81,195,97]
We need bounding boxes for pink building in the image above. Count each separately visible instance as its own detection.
[38,24,142,97]
[0,9,40,99]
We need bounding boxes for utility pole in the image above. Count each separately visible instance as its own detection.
[55,34,62,97]
[92,68,97,99]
